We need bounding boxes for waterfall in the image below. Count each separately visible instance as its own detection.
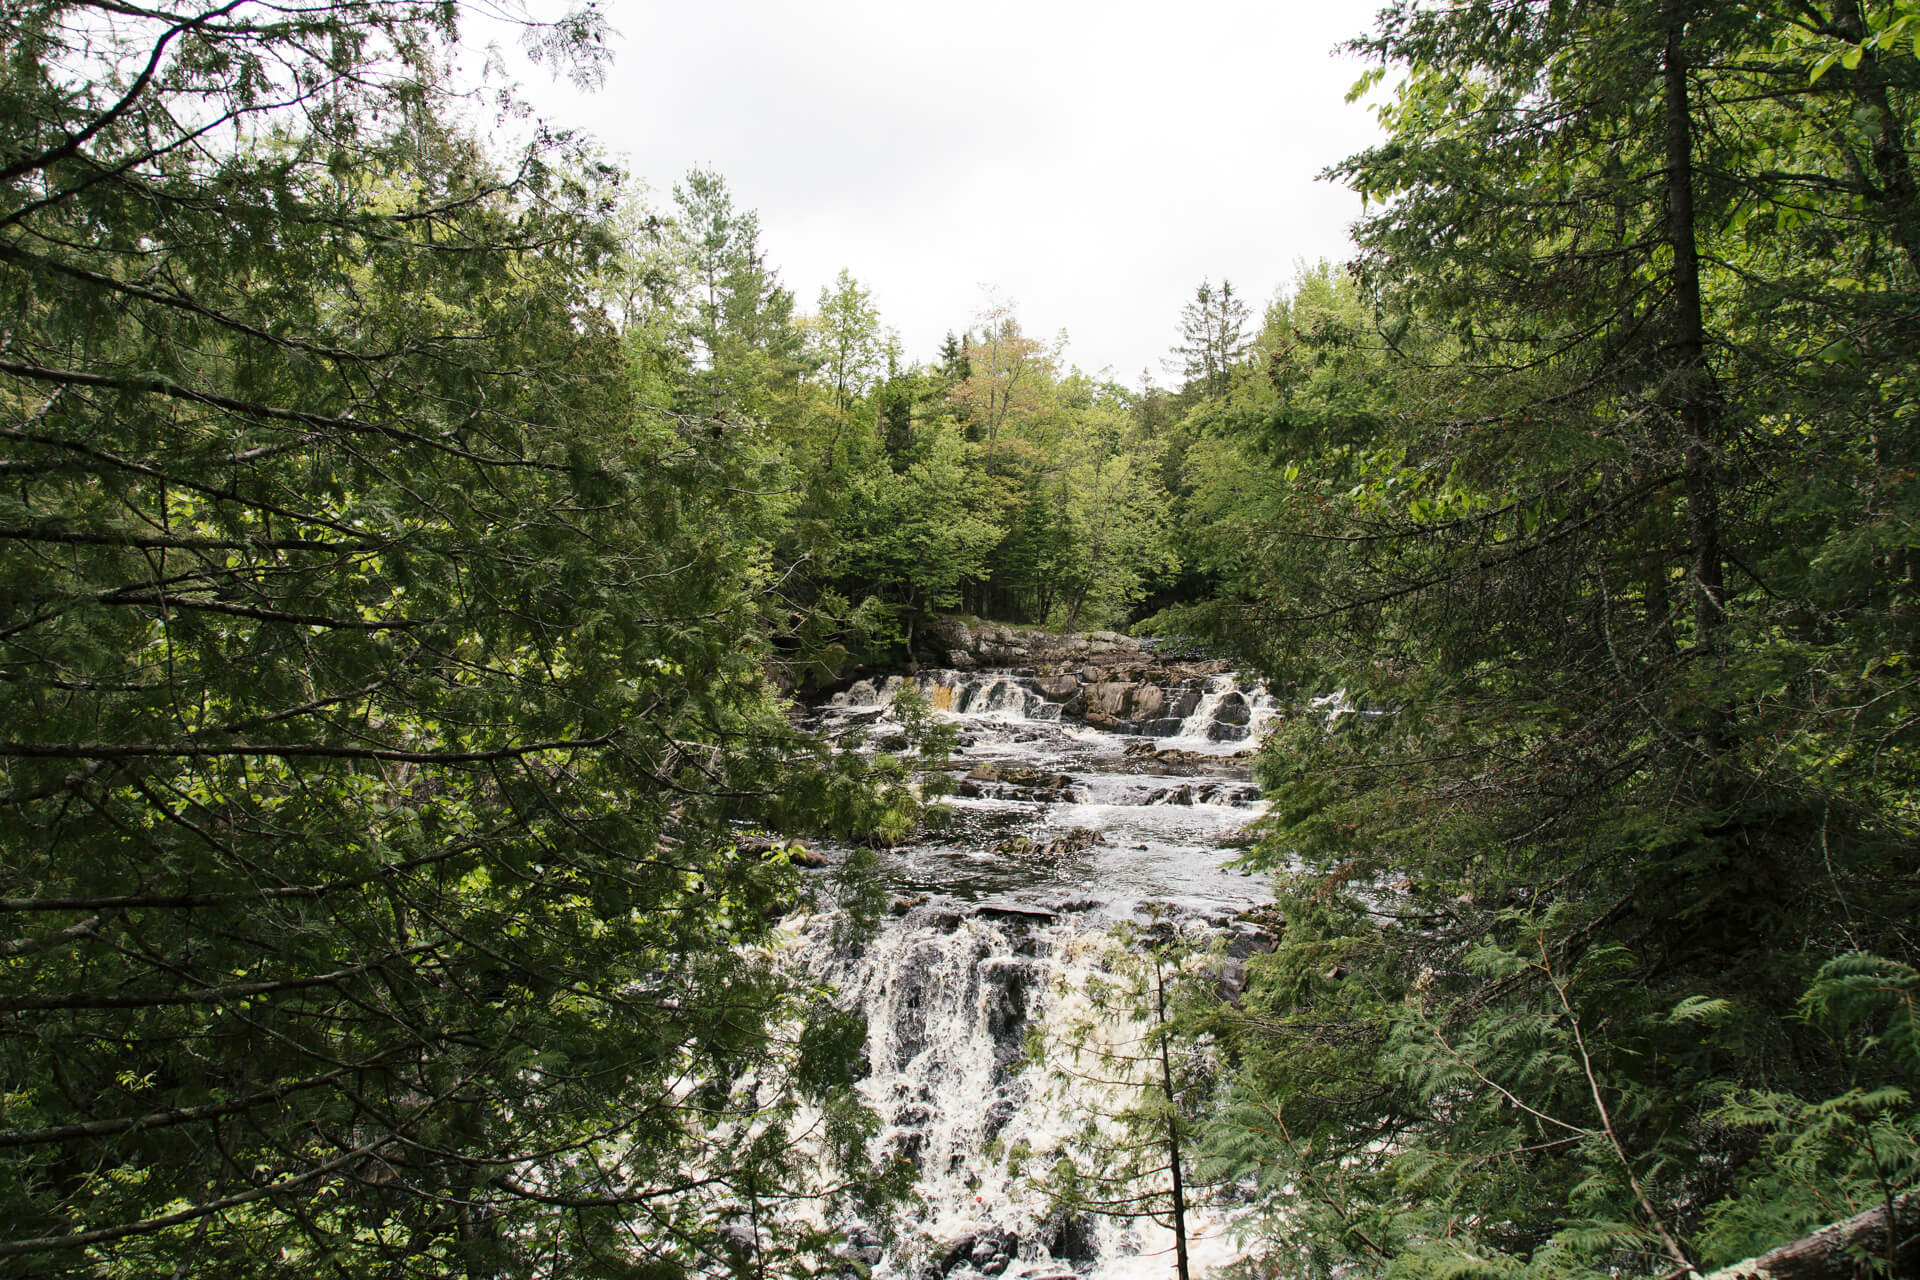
[789,902,1274,1279]
[788,662,1285,1277]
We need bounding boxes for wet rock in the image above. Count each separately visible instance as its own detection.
[890,1129,927,1166]
[970,1229,1018,1274]
[889,894,928,915]
[1129,682,1166,719]
[1226,924,1281,959]
[832,1222,885,1272]
[734,835,830,868]
[926,617,973,652]
[1048,1212,1099,1262]
[1217,957,1251,1000]
[1214,823,1261,849]
[974,902,1058,923]
[1083,680,1137,724]
[1213,691,1252,726]
[963,764,1078,803]
[939,1235,978,1273]
[982,1094,1019,1140]
[993,827,1110,859]
[1167,685,1204,718]
[1234,902,1288,935]
[1032,674,1081,701]
[967,763,1061,787]
[1167,781,1259,805]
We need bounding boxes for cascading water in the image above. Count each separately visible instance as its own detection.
[792,661,1284,1278]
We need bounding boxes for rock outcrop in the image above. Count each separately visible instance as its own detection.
[913,617,1239,735]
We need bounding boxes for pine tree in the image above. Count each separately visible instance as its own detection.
[1176,2,1920,1275]
[1169,279,1252,398]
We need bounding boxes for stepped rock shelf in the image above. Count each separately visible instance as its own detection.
[884,617,1264,743]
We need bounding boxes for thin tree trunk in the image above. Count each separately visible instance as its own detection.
[1663,5,1729,760]
[1152,951,1191,1280]
[1695,1192,1919,1280]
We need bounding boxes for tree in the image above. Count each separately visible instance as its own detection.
[1169,2,1920,1276]
[1028,920,1220,1280]
[1054,402,1178,631]
[805,268,891,415]
[1168,279,1252,398]
[829,423,1003,646]
[948,300,1060,463]
[0,5,891,1275]
[668,167,809,423]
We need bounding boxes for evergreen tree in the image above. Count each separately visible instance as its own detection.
[668,167,809,423]
[1168,2,1920,1276]
[1169,279,1252,398]
[0,5,897,1274]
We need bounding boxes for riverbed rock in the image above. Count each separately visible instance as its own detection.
[1082,680,1143,725]
[961,763,1078,802]
[1214,690,1252,726]
[1032,674,1080,701]
[993,827,1109,859]
[1126,742,1257,770]
[1128,682,1166,719]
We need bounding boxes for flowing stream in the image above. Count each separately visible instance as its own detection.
[790,665,1283,1279]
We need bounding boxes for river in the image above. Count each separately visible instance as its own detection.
[789,662,1282,1280]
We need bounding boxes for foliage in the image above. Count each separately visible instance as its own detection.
[1169,279,1253,400]
[1144,2,1920,1277]
[0,4,906,1275]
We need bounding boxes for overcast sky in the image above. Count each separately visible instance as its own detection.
[470,0,1391,384]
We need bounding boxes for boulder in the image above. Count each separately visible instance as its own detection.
[1167,686,1203,718]
[1032,674,1081,701]
[1214,691,1252,726]
[1129,682,1166,719]
[1083,680,1137,724]
[993,827,1109,859]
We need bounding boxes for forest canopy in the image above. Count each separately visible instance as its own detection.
[4,0,1918,1277]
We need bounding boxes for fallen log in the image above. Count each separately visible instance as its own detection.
[1700,1193,1919,1280]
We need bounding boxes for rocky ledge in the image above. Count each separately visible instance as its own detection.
[913,616,1254,736]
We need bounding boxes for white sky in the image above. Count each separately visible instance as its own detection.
[469,0,1391,384]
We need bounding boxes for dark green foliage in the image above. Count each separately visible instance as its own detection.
[0,5,907,1275]
[1152,2,1920,1276]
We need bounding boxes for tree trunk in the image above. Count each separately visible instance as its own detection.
[1663,7,1724,643]
[1152,951,1191,1280]
[1663,5,1730,767]
[1832,0,1920,279]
